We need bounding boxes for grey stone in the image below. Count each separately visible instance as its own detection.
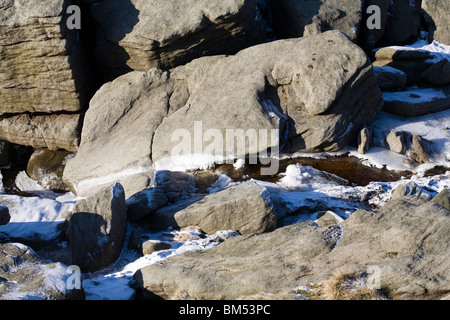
[373,66,407,91]
[357,126,372,155]
[386,131,408,155]
[68,183,127,273]
[0,0,91,114]
[134,197,450,300]
[432,188,450,210]
[90,0,266,79]
[174,181,277,235]
[421,60,450,86]
[422,0,450,45]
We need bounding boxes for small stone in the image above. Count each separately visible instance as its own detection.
[141,241,172,256]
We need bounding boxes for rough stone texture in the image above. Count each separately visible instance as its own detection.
[357,126,372,155]
[63,31,383,196]
[270,0,362,41]
[135,197,450,300]
[382,86,450,117]
[141,240,172,256]
[422,0,450,45]
[373,66,407,91]
[409,134,431,163]
[386,131,407,154]
[26,149,73,191]
[67,183,127,273]
[0,113,82,152]
[91,0,266,79]
[0,0,91,114]
[373,47,435,85]
[432,188,450,210]
[174,181,277,235]
[0,243,85,300]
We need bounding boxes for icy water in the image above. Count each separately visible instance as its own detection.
[211,155,416,187]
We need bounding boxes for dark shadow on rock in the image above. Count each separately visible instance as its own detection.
[270,0,322,39]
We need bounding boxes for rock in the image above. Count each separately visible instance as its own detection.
[26,149,73,192]
[432,188,450,210]
[382,86,450,117]
[316,211,344,227]
[0,0,91,114]
[134,197,450,300]
[409,134,432,163]
[0,114,82,152]
[126,170,195,222]
[385,131,408,154]
[174,181,276,235]
[141,240,172,256]
[380,0,422,46]
[0,243,85,300]
[90,0,266,80]
[67,183,127,273]
[357,126,372,155]
[421,60,450,86]
[63,31,383,195]
[373,66,408,91]
[391,181,432,201]
[373,47,434,85]
[126,188,169,222]
[0,140,12,167]
[0,205,10,226]
[270,0,362,41]
[422,0,450,45]
[62,69,172,196]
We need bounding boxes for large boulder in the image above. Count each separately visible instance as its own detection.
[63,31,383,196]
[422,0,450,45]
[135,197,450,300]
[67,183,127,273]
[174,181,277,235]
[0,243,85,300]
[270,0,363,41]
[0,0,91,114]
[90,0,266,79]
[0,114,82,152]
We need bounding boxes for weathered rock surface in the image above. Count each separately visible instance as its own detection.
[135,197,450,300]
[373,66,408,91]
[0,243,85,300]
[422,0,450,45]
[382,86,450,117]
[0,0,91,114]
[91,0,266,79]
[432,188,450,210]
[26,149,73,191]
[67,183,127,272]
[174,181,277,235]
[63,31,383,196]
[420,60,450,86]
[270,0,362,41]
[0,114,82,152]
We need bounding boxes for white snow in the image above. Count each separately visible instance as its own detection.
[349,109,450,172]
[0,194,74,244]
[381,39,450,63]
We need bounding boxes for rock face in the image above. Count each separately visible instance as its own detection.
[0,243,85,300]
[0,0,91,114]
[270,0,362,41]
[174,181,277,235]
[67,183,128,272]
[422,0,450,45]
[135,196,450,300]
[91,0,266,79]
[0,114,82,152]
[63,31,383,196]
